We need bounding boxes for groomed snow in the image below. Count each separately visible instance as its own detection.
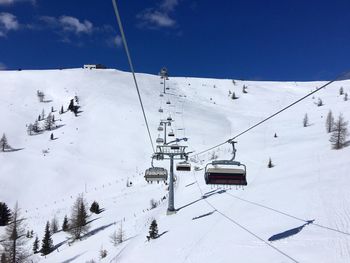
[0,68,349,262]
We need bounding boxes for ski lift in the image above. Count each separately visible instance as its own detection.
[204,141,247,186]
[156,136,164,144]
[176,161,191,171]
[160,93,164,97]
[167,116,173,121]
[166,100,171,104]
[168,130,175,137]
[145,157,168,183]
[160,81,164,84]
[157,126,163,132]
[158,108,163,113]
[166,87,170,90]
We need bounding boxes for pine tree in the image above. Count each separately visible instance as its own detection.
[27,123,34,135]
[41,109,45,120]
[51,106,54,112]
[339,87,344,95]
[330,114,348,149]
[231,92,238,100]
[90,201,100,214]
[0,133,10,152]
[274,133,278,138]
[51,216,59,234]
[242,85,248,94]
[268,158,274,168]
[1,203,28,263]
[0,202,11,226]
[50,133,54,140]
[303,113,309,127]
[0,253,6,263]
[59,105,64,114]
[147,219,158,240]
[326,110,334,133]
[45,113,55,131]
[62,215,69,231]
[41,221,53,256]
[33,120,40,133]
[33,236,39,254]
[317,98,323,107]
[116,222,125,244]
[69,194,90,240]
[344,93,348,101]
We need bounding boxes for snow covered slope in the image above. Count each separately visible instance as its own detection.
[0,68,349,263]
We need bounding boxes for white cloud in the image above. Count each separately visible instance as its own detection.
[39,15,94,35]
[0,0,35,5]
[59,16,93,34]
[0,12,19,37]
[137,0,179,29]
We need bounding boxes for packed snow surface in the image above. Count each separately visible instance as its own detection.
[0,68,350,262]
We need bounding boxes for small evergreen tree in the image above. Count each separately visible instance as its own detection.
[303,113,309,127]
[317,98,323,106]
[0,202,11,226]
[0,133,11,152]
[41,221,53,256]
[326,110,334,133]
[27,123,34,135]
[99,247,107,259]
[50,133,54,140]
[231,92,238,100]
[339,87,344,95]
[33,236,39,254]
[274,133,278,138]
[90,201,100,214]
[242,85,248,93]
[51,106,54,112]
[344,93,348,101]
[59,105,64,114]
[1,203,28,263]
[330,114,348,149]
[41,109,45,120]
[33,120,40,133]
[147,219,158,240]
[62,215,69,231]
[268,158,274,168]
[45,113,55,131]
[51,216,59,234]
[69,194,90,240]
[0,253,6,263]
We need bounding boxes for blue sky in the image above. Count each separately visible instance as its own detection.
[0,0,349,80]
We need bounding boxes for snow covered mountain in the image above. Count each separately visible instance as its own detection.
[0,68,349,263]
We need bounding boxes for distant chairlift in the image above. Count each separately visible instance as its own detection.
[176,161,191,171]
[160,93,164,97]
[168,130,175,137]
[204,141,247,186]
[158,108,163,113]
[156,136,164,144]
[167,116,173,121]
[145,164,168,183]
[157,126,164,132]
[166,100,171,105]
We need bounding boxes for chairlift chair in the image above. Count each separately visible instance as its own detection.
[176,161,191,171]
[157,126,163,132]
[145,167,168,183]
[158,108,163,113]
[166,100,171,104]
[204,141,247,186]
[168,130,175,137]
[160,93,164,97]
[167,116,173,121]
[156,136,164,144]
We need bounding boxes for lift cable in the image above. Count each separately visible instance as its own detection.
[112,0,155,153]
[192,172,300,263]
[192,71,350,158]
[225,191,350,236]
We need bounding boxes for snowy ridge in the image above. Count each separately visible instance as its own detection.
[0,68,350,262]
